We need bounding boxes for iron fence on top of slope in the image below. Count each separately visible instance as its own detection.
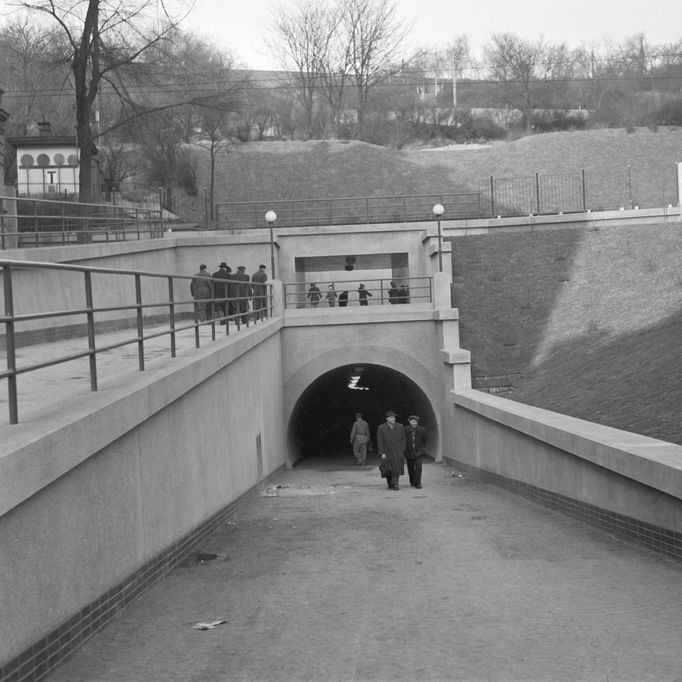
[216,192,482,230]
[216,163,680,229]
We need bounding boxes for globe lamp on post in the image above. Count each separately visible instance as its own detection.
[265,210,277,279]
[432,203,445,271]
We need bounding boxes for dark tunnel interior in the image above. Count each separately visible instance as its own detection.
[289,363,436,463]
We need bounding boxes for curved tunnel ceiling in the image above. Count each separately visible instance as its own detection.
[289,363,436,462]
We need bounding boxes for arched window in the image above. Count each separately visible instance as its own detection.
[20,154,35,168]
[54,153,65,166]
[37,153,50,167]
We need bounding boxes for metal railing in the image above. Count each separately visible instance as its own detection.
[0,259,274,424]
[217,193,481,230]
[0,195,168,249]
[284,276,432,309]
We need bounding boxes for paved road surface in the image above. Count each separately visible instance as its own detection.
[46,456,682,682]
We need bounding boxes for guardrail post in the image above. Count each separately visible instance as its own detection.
[3,264,18,424]
[168,277,177,357]
[135,274,145,371]
[84,270,98,391]
[489,176,495,217]
[535,172,541,214]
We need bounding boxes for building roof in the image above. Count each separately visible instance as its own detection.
[7,135,77,147]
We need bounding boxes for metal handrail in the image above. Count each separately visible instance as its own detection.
[218,192,481,229]
[284,275,432,308]
[0,194,169,249]
[0,259,274,424]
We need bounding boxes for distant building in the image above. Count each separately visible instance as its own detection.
[7,121,100,198]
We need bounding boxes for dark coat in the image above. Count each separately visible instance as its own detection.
[190,271,212,299]
[377,421,406,477]
[404,425,427,460]
[212,268,230,299]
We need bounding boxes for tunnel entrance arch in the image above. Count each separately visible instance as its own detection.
[288,363,438,464]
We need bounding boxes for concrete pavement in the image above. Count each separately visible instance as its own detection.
[45,456,682,682]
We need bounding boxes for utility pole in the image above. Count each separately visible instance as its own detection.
[451,50,457,108]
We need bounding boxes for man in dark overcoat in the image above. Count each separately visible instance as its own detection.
[404,415,428,488]
[190,264,213,322]
[251,264,268,321]
[377,410,406,490]
[211,262,231,324]
[233,265,251,324]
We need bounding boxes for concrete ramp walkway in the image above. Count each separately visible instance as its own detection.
[46,456,681,682]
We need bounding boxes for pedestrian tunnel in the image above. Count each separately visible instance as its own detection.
[288,363,437,463]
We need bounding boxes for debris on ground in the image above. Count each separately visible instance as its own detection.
[192,620,226,630]
[262,484,290,497]
[446,470,465,479]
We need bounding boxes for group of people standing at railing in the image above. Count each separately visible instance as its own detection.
[306,280,410,307]
[190,262,269,324]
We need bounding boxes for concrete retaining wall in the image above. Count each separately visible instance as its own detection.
[0,321,285,664]
[444,388,682,556]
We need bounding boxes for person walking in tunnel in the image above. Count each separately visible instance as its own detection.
[404,415,428,488]
[377,410,406,490]
[350,412,371,466]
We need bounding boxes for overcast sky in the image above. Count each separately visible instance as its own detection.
[179,0,682,70]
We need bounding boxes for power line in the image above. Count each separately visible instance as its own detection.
[2,72,682,101]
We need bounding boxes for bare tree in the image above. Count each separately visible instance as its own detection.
[20,0,188,203]
[342,0,410,138]
[0,17,74,133]
[484,33,571,131]
[268,0,338,138]
[193,55,245,221]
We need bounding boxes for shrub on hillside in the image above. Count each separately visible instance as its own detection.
[408,113,505,144]
[649,98,682,126]
[529,111,588,132]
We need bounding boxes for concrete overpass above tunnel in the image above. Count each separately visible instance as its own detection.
[280,282,468,467]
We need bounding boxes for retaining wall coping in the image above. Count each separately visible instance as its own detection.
[452,388,682,500]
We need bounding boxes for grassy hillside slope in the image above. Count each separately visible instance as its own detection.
[178,127,682,221]
[452,224,682,445]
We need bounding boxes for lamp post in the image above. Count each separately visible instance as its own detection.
[265,210,277,279]
[432,203,444,272]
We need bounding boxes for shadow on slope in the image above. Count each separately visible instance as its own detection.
[508,309,682,445]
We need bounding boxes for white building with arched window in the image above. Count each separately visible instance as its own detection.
[8,122,100,198]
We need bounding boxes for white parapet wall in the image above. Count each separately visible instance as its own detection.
[446,388,682,552]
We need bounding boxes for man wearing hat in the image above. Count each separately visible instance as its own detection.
[233,265,251,324]
[211,262,231,324]
[404,415,428,488]
[377,410,406,490]
[251,264,268,321]
[190,264,213,322]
